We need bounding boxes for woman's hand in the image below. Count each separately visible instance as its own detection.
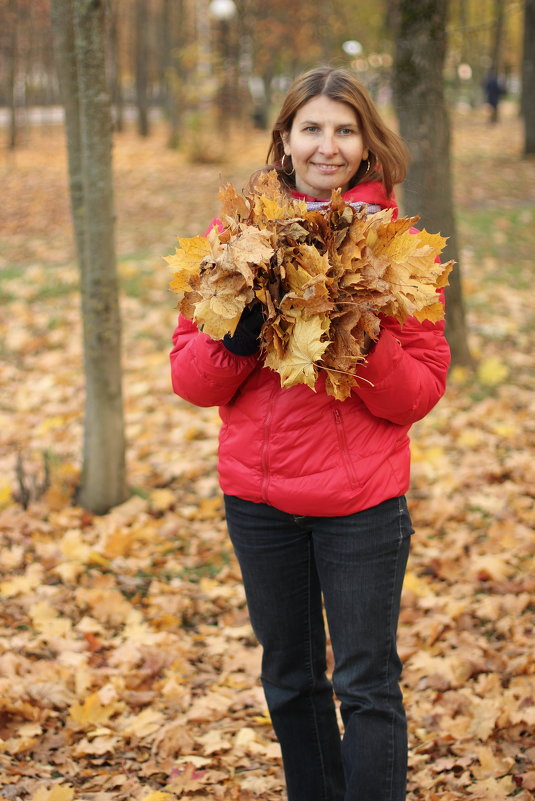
[222,303,264,356]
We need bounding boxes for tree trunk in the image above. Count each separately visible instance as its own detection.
[523,0,535,155]
[135,0,150,136]
[108,0,124,132]
[51,0,86,290]
[7,0,19,148]
[51,0,127,514]
[162,0,182,148]
[490,0,505,72]
[392,0,473,367]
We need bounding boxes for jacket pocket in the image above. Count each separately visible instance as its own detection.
[333,408,359,490]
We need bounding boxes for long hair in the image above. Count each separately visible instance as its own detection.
[263,66,409,197]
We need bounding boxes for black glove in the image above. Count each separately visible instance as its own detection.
[223,303,264,356]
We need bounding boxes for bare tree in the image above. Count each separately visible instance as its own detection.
[135,0,150,136]
[51,0,127,514]
[161,0,183,148]
[392,0,473,367]
[490,0,506,72]
[108,0,124,132]
[523,0,535,155]
[6,0,19,148]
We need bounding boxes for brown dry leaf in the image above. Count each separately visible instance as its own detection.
[218,224,274,286]
[218,182,250,220]
[472,746,515,780]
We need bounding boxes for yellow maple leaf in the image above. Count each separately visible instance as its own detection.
[193,299,242,339]
[265,313,331,390]
[0,479,12,508]
[140,793,173,801]
[166,235,211,293]
[414,227,449,258]
[413,300,446,323]
[477,356,509,386]
[250,171,307,221]
[403,571,432,597]
[1,563,43,598]
[31,787,74,801]
[149,487,176,511]
[284,259,317,293]
[69,692,118,726]
[255,195,289,221]
[59,529,92,563]
[30,601,72,639]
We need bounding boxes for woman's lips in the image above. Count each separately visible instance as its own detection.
[311,163,342,172]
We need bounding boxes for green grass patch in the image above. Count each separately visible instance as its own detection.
[0,255,161,303]
[0,263,79,302]
[457,206,534,288]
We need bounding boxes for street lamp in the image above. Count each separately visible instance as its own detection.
[209,0,237,20]
[209,0,237,130]
[342,40,363,57]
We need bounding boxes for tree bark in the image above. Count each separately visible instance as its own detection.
[108,0,124,132]
[392,0,473,367]
[51,0,127,514]
[135,0,150,136]
[523,0,535,155]
[490,0,505,72]
[162,0,182,148]
[7,0,19,148]
[51,0,85,265]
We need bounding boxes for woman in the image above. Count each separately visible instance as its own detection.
[170,66,450,801]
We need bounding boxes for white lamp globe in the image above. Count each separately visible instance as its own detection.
[210,0,237,20]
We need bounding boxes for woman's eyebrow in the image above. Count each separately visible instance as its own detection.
[299,119,357,127]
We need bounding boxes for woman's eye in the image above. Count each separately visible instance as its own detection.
[339,128,355,135]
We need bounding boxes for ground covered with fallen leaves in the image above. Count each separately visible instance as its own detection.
[0,102,534,801]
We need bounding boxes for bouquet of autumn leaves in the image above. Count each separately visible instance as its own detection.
[166,170,453,401]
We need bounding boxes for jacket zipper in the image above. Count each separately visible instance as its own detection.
[261,385,278,503]
[333,407,358,489]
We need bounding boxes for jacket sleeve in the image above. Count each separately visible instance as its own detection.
[353,298,450,426]
[170,316,259,407]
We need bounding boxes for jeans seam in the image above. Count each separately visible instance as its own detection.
[383,498,406,801]
[306,539,329,801]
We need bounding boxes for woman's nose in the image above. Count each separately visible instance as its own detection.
[319,132,338,155]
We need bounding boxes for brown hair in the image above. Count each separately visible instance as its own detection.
[263,65,409,198]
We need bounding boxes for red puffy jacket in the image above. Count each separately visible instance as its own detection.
[170,181,450,516]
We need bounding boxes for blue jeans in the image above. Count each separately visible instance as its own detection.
[224,494,413,801]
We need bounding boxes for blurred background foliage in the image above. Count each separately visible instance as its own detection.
[0,0,526,152]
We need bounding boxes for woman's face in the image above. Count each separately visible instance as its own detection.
[282,95,368,199]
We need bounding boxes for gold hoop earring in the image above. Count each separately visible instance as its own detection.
[281,154,294,176]
[364,158,371,175]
